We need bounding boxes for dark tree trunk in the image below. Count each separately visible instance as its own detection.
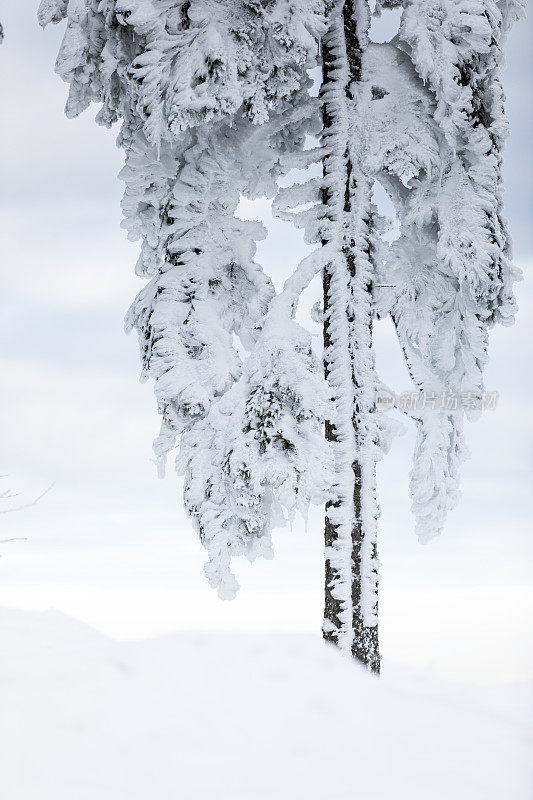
[321,0,380,673]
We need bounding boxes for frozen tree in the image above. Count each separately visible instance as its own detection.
[40,0,522,673]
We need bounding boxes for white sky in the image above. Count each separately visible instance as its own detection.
[0,5,532,684]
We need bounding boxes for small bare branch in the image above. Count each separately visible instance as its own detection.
[0,482,54,515]
[0,537,28,544]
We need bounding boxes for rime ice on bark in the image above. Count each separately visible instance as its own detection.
[274,0,394,670]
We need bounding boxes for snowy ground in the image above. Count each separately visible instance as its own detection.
[1,608,531,799]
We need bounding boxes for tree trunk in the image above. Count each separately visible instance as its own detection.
[321,0,380,673]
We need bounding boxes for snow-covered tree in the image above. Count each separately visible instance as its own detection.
[40,0,522,674]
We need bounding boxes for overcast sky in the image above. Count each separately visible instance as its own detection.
[0,4,531,684]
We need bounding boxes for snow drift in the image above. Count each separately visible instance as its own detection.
[0,607,531,799]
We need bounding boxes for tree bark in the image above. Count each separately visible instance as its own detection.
[321,0,380,673]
